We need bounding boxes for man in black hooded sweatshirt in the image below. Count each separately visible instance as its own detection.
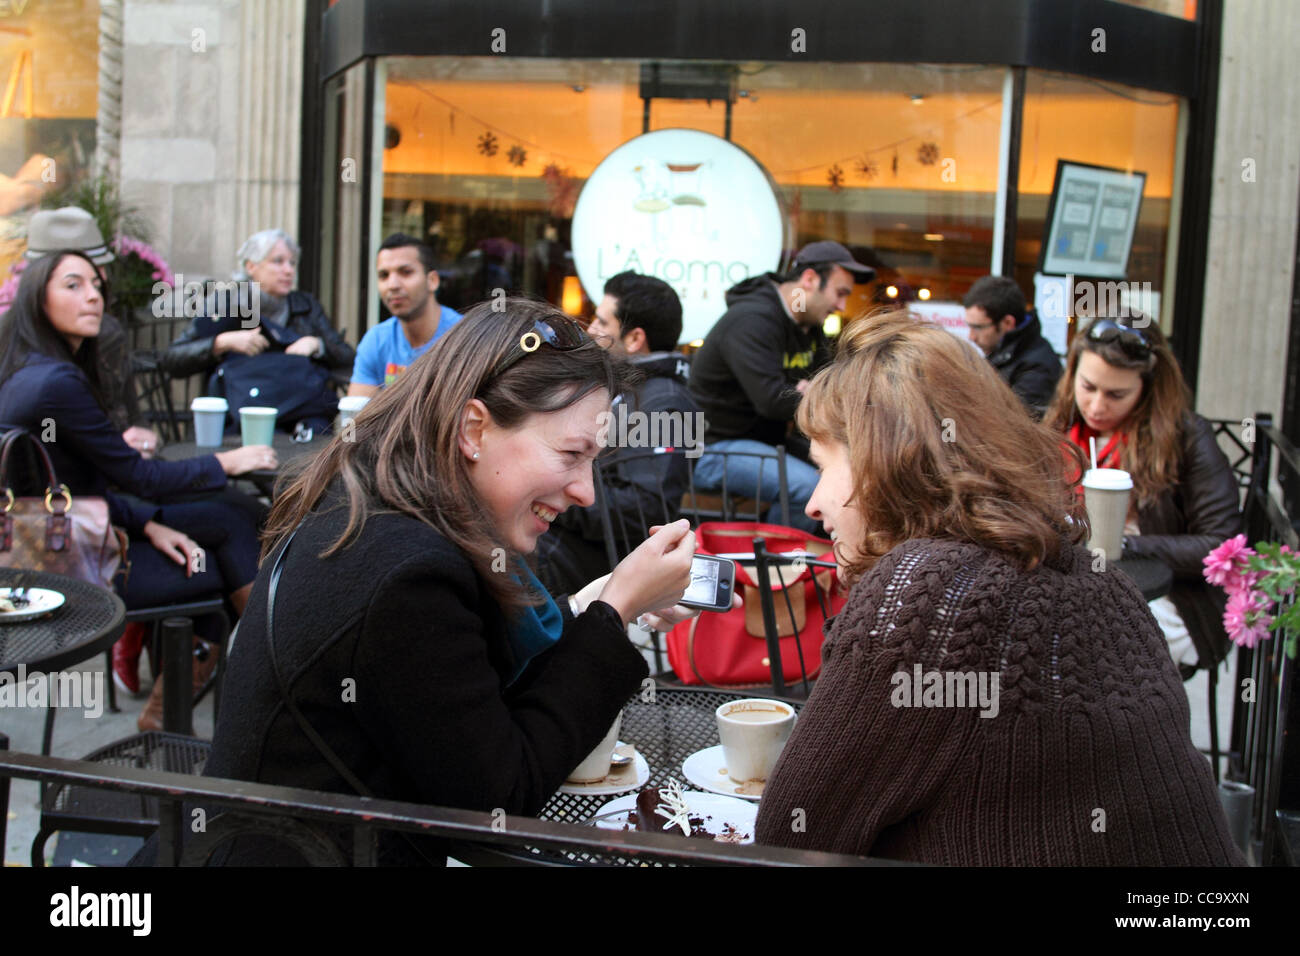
[689,241,874,531]
[534,271,700,595]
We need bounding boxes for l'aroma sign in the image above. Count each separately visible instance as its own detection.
[571,129,785,344]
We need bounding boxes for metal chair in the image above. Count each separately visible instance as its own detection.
[33,618,218,867]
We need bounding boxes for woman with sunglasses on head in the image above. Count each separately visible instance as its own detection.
[1042,314,1241,673]
[145,298,697,866]
[752,311,1241,865]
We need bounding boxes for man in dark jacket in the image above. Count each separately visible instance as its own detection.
[534,271,700,595]
[963,275,1061,417]
[689,240,874,530]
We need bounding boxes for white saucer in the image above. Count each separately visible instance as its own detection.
[558,743,649,796]
[0,587,65,624]
[591,789,756,843]
[682,745,766,801]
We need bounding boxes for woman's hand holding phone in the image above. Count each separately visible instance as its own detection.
[597,519,695,626]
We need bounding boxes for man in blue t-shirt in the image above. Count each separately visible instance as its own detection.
[348,233,462,396]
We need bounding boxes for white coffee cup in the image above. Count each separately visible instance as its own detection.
[715,698,796,784]
[337,395,369,427]
[565,712,623,784]
[191,396,228,448]
[1082,467,1133,562]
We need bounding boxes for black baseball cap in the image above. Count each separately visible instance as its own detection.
[792,240,875,282]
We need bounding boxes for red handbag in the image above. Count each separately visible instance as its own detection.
[666,522,846,687]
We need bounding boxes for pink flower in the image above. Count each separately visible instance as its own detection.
[0,257,28,314]
[1223,588,1274,648]
[1203,534,1255,589]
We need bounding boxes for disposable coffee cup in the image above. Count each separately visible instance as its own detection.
[239,406,278,448]
[715,698,796,784]
[337,395,369,427]
[191,397,228,448]
[565,712,623,784]
[1082,468,1133,562]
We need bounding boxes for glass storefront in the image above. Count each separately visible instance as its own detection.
[369,58,1006,340]
[0,0,99,273]
[316,25,1192,350]
[1016,71,1184,333]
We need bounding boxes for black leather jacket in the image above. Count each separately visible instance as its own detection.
[1123,414,1242,664]
[160,289,354,379]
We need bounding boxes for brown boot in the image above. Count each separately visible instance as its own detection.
[137,677,165,733]
[138,640,215,732]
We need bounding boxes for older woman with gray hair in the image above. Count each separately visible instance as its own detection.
[161,229,354,434]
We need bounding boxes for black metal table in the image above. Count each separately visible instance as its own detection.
[474,685,802,866]
[160,433,332,495]
[0,567,125,864]
[1113,556,1174,601]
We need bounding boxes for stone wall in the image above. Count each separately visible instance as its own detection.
[1195,0,1300,424]
[118,0,304,284]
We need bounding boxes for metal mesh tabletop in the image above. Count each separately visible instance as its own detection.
[515,686,801,866]
[0,569,126,675]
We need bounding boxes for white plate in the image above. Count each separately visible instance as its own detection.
[591,789,755,843]
[557,743,649,796]
[682,745,766,801]
[0,587,65,624]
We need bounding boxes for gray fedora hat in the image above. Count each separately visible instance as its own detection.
[24,207,115,265]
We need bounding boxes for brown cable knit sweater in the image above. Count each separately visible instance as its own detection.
[753,537,1245,865]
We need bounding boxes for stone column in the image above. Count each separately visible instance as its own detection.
[94,0,124,180]
[1196,0,1300,423]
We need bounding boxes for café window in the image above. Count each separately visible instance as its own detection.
[1015,70,1183,331]
[0,0,99,273]
[377,58,1006,339]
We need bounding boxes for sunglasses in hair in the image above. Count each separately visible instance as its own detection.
[487,316,593,382]
[1086,318,1151,357]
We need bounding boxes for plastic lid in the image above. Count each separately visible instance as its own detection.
[190,397,228,411]
[1082,468,1133,490]
[239,406,278,416]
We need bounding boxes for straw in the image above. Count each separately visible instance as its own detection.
[1089,436,1098,472]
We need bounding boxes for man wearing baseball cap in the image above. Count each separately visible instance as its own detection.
[18,206,162,458]
[689,240,874,531]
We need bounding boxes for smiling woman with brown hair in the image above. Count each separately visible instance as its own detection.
[753,311,1242,866]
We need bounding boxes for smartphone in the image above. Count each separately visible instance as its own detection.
[678,554,737,612]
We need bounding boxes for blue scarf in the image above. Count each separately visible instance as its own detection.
[504,563,564,683]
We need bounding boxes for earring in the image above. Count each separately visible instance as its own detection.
[472,451,480,460]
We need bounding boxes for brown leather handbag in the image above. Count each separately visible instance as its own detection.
[0,428,129,590]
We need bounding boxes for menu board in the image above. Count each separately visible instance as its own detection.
[1039,161,1146,280]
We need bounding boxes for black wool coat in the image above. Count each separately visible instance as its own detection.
[192,496,648,865]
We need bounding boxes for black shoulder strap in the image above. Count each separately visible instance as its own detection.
[265,528,374,798]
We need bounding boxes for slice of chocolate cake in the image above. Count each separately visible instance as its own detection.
[632,783,713,838]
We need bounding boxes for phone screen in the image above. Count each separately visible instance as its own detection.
[683,557,721,607]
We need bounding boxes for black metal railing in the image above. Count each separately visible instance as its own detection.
[0,748,890,867]
[1228,412,1300,865]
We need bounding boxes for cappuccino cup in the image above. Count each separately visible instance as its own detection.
[715,698,795,784]
[1083,468,1133,562]
[565,712,623,784]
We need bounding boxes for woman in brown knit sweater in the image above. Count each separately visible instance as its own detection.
[753,312,1243,866]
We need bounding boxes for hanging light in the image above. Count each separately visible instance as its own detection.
[561,276,585,315]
